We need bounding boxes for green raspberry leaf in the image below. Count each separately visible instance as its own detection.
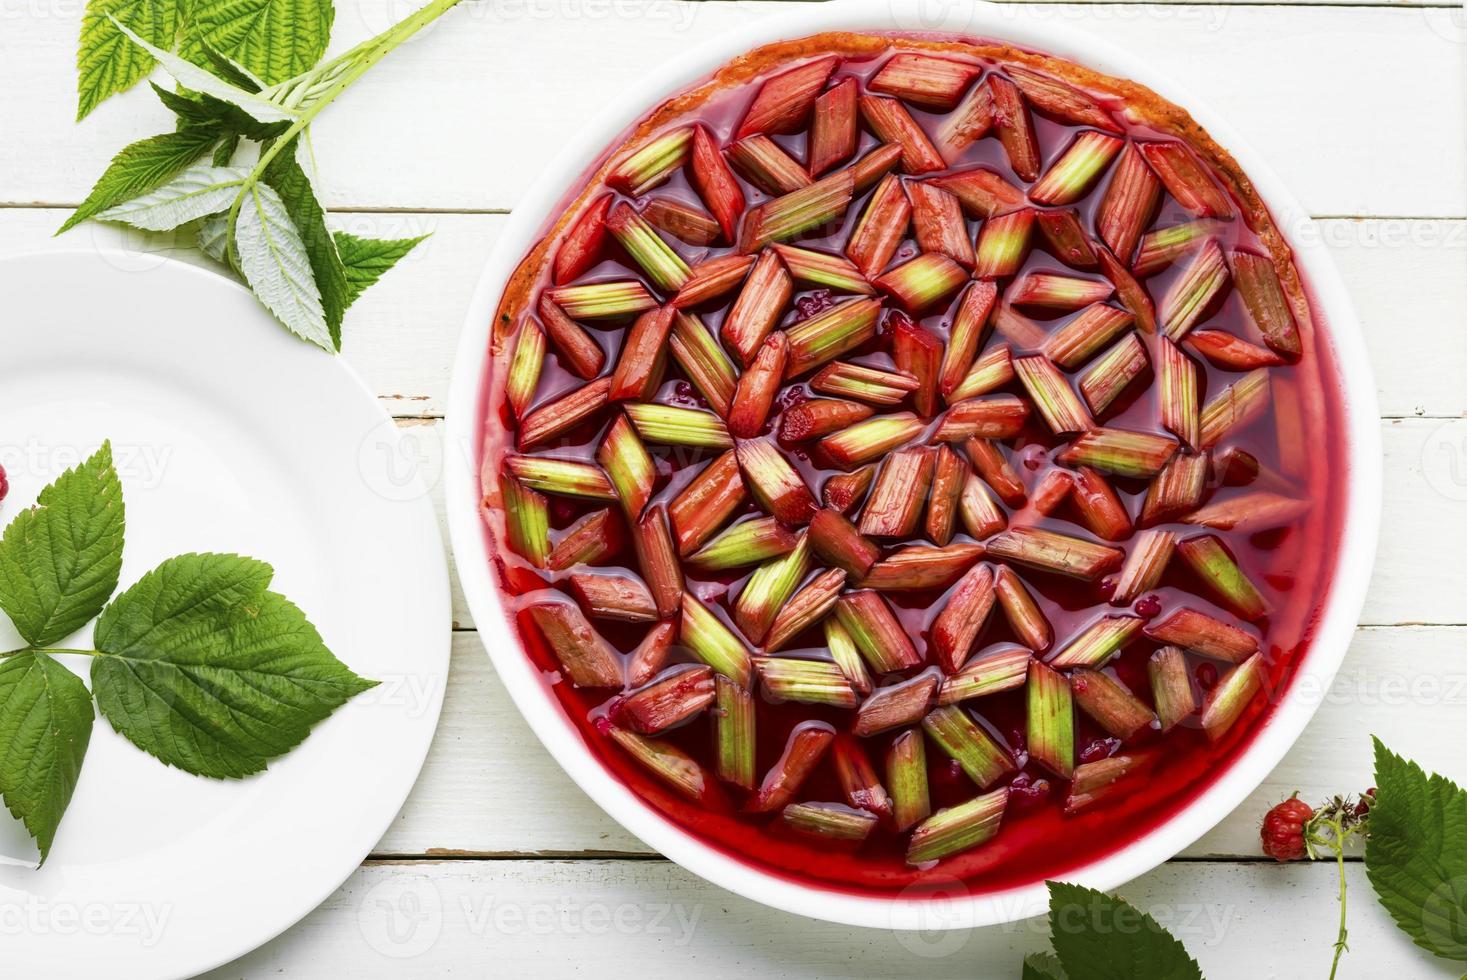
[1365,737,1467,962]
[150,83,290,142]
[0,653,94,863]
[59,128,222,234]
[334,230,428,308]
[233,181,333,349]
[91,553,376,779]
[182,0,334,87]
[264,140,350,348]
[1023,951,1069,980]
[0,443,125,648]
[76,0,181,120]
[1047,882,1205,980]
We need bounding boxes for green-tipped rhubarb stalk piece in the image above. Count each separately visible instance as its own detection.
[604,722,709,801]
[501,474,550,567]
[949,344,1016,404]
[922,705,1014,788]
[739,170,855,253]
[1110,528,1175,604]
[1200,653,1263,742]
[973,207,1035,278]
[757,656,858,708]
[1048,614,1143,669]
[1200,368,1271,450]
[781,803,878,842]
[825,618,874,696]
[1149,646,1198,732]
[545,280,657,321]
[905,787,1009,865]
[819,412,924,469]
[714,675,756,789]
[734,536,812,644]
[736,439,818,526]
[960,472,1007,540]
[940,281,998,397]
[505,317,546,419]
[785,297,883,377]
[669,312,738,415]
[1160,238,1229,341]
[939,644,1031,705]
[680,591,753,687]
[833,589,922,673]
[1070,668,1156,739]
[1043,303,1134,370]
[1056,427,1177,479]
[874,253,968,315]
[527,599,623,688]
[607,126,693,196]
[1175,534,1269,620]
[1133,219,1225,277]
[624,402,733,449]
[765,568,846,651]
[887,730,931,832]
[597,414,656,519]
[686,515,797,571]
[986,527,1123,581]
[1028,131,1123,205]
[506,454,616,501]
[811,361,919,406]
[1015,355,1093,435]
[1078,333,1149,417]
[1027,660,1075,778]
[773,244,874,294]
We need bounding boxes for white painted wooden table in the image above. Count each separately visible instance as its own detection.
[3,0,1466,974]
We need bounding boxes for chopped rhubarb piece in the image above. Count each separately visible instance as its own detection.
[833,589,921,673]
[607,126,693,196]
[1138,140,1235,219]
[501,474,549,567]
[727,134,812,195]
[1027,660,1074,778]
[923,705,1015,788]
[1070,668,1155,739]
[779,398,875,442]
[603,722,709,800]
[1157,338,1200,448]
[931,563,997,672]
[785,296,882,376]
[772,244,874,294]
[614,664,716,732]
[1006,65,1117,130]
[624,402,733,448]
[537,294,607,380]
[1065,752,1151,814]
[1199,368,1271,449]
[845,174,911,279]
[1036,208,1099,269]
[855,673,940,736]
[1145,606,1258,663]
[736,438,817,526]
[548,508,623,572]
[875,253,968,315]
[949,343,1016,403]
[847,142,904,192]
[1110,528,1175,604]
[739,170,855,253]
[925,445,967,545]
[1139,451,1208,525]
[832,736,892,819]
[1069,466,1133,541]
[987,527,1123,581]
[1043,303,1133,370]
[809,507,881,578]
[1200,653,1263,742]
[933,395,1030,441]
[689,124,745,241]
[972,208,1035,278]
[737,56,837,138]
[746,721,835,813]
[673,254,755,309]
[964,437,1026,506]
[1176,534,1269,620]
[811,361,919,407]
[1183,492,1309,533]
[1078,332,1149,417]
[1015,355,1093,435]
[506,454,617,501]
[1028,131,1123,206]
[939,644,1030,705]
[1048,614,1143,668]
[527,599,622,687]
[995,565,1051,652]
[606,203,691,293]
[987,74,1040,181]
[714,674,756,789]
[934,82,994,163]
[734,536,812,644]
[818,411,924,469]
[940,281,998,397]
[931,168,1026,218]
[1133,219,1226,277]
[822,464,876,513]
[728,332,790,437]
[765,567,846,651]
[1057,427,1177,479]
[992,303,1048,354]
[1009,271,1112,312]
[1095,144,1160,263]
[808,77,858,176]
[670,449,745,555]
[960,471,1008,540]
[679,591,753,687]
[782,802,878,842]
[554,194,613,284]
[1149,646,1198,731]
[643,197,722,246]
[860,543,984,592]
[1229,250,1302,358]
[909,181,976,268]
[826,618,874,696]
[505,316,546,420]
[1187,329,1286,370]
[1160,238,1229,340]
[892,315,944,417]
[628,620,677,687]
[1029,468,1074,516]
[870,53,980,110]
[858,94,945,174]
[632,505,683,618]
[757,655,858,708]
[887,730,931,832]
[859,446,936,537]
[669,311,738,415]
[545,280,657,321]
[609,305,674,401]
[686,515,797,570]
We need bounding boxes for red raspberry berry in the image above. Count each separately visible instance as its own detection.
[0,464,8,504]
[1261,796,1314,861]
[1355,787,1377,817]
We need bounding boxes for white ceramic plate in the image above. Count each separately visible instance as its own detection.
[0,250,450,978]
[446,0,1381,931]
